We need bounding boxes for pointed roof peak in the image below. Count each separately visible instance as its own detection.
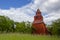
[36,8,41,13]
[37,8,40,11]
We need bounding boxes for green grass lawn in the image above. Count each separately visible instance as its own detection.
[0,33,60,40]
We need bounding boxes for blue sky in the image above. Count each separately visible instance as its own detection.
[0,0,60,24]
[0,0,32,9]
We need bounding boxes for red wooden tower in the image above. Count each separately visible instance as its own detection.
[32,9,48,35]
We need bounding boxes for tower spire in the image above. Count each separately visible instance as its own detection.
[37,8,40,12]
[36,8,41,16]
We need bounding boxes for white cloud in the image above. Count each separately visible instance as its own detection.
[0,0,60,25]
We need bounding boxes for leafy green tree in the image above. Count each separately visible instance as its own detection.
[0,16,14,33]
[24,21,32,33]
[15,22,26,33]
[51,19,60,35]
[15,21,32,33]
[0,16,32,33]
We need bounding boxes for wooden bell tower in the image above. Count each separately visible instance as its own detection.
[32,9,48,35]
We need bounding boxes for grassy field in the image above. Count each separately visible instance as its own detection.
[0,33,60,40]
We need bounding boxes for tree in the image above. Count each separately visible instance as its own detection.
[15,21,26,33]
[0,16,32,33]
[15,21,32,33]
[51,19,60,35]
[0,16,14,33]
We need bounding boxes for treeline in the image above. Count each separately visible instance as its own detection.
[47,19,60,35]
[0,16,60,35]
[0,16,32,33]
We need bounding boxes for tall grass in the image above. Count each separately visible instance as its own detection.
[0,33,60,40]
